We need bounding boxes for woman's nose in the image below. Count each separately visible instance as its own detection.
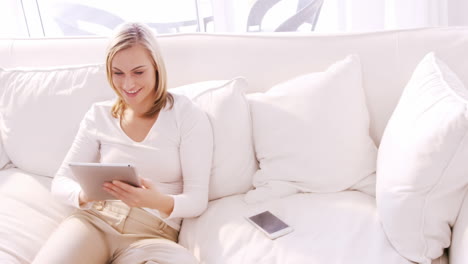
[123,76,135,90]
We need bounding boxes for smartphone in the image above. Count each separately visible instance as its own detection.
[246,210,293,239]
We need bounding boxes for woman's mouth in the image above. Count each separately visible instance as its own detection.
[123,88,142,97]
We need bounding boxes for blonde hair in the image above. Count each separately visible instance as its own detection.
[106,22,173,118]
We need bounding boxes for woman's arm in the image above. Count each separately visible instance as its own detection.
[168,107,213,218]
[52,105,100,208]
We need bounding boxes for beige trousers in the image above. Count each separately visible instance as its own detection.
[32,201,198,264]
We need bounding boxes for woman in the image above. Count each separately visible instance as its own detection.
[33,22,213,264]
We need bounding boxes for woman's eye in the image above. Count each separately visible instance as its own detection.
[113,72,123,75]
[134,71,144,75]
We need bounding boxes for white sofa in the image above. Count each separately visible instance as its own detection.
[1,27,468,264]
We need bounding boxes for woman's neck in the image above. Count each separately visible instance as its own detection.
[124,99,154,118]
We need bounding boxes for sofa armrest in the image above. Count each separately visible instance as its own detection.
[450,192,468,264]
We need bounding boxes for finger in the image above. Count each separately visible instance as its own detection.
[111,180,134,193]
[111,191,138,207]
[103,182,133,200]
[102,186,122,199]
[140,177,154,189]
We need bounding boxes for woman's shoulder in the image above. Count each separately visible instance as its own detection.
[90,99,116,111]
[83,99,116,120]
[169,92,209,127]
[169,93,198,112]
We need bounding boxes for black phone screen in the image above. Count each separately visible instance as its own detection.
[249,211,289,234]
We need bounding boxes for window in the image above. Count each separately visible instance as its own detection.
[1,0,467,38]
[0,0,30,38]
[0,0,326,38]
[1,0,215,37]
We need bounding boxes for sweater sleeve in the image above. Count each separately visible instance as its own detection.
[167,98,213,219]
[51,105,100,208]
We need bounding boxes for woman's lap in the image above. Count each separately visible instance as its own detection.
[32,201,197,264]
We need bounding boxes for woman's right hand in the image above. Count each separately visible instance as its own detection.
[78,190,93,206]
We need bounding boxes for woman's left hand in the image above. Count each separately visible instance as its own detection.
[102,178,174,216]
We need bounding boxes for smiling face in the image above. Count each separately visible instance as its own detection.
[111,44,157,113]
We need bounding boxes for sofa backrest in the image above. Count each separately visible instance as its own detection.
[1,27,468,146]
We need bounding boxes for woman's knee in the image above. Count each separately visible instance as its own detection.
[33,214,110,264]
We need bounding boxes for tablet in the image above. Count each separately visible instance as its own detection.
[68,162,141,201]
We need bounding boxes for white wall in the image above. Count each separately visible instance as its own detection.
[448,0,468,26]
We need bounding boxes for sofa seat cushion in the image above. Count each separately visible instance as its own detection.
[0,168,72,264]
[179,192,414,264]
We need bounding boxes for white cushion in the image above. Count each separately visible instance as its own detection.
[0,169,72,263]
[245,55,377,203]
[179,192,413,264]
[0,134,10,170]
[376,52,468,263]
[0,65,114,177]
[171,78,257,200]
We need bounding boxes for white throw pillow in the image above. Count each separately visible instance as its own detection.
[376,52,468,263]
[0,64,113,177]
[0,133,11,170]
[171,78,257,200]
[245,55,377,203]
